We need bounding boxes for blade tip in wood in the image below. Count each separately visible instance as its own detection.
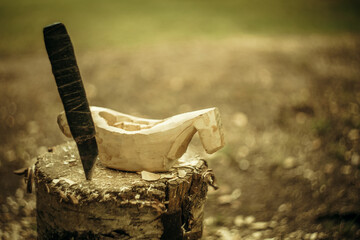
[82,156,97,180]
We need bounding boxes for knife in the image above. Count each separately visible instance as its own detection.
[43,23,98,180]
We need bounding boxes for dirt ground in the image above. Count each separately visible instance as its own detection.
[0,35,360,239]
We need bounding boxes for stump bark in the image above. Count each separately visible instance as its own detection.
[35,142,213,240]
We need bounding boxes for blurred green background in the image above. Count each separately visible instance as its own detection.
[1,0,360,54]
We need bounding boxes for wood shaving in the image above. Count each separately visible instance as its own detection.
[160,173,174,179]
[141,171,161,181]
[178,169,187,178]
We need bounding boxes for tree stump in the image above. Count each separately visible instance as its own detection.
[35,142,214,239]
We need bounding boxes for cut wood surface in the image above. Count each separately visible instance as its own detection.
[35,142,215,239]
[57,106,225,172]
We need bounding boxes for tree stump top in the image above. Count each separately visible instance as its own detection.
[36,142,207,204]
[35,142,212,239]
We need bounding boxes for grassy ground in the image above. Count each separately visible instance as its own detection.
[1,0,360,54]
[1,1,360,239]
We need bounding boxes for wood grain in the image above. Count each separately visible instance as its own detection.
[35,142,210,239]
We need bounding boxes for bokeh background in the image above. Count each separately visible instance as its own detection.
[1,0,360,239]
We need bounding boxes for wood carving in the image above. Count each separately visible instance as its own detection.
[57,106,225,172]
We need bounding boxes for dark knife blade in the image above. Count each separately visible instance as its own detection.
[43,23,98,180]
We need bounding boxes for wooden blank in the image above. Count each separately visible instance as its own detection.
[57,106,225,173]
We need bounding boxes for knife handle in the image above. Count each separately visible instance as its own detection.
[43,23,98,180]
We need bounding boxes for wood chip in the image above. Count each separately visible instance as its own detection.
[141,171,161,181]
[45,184,50,193]
[160,173,174,179]
[52,179,60,184]
[69,195,78,205]
[178,169,187,178]
[58,190,67,201]
[59,177,76,186]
